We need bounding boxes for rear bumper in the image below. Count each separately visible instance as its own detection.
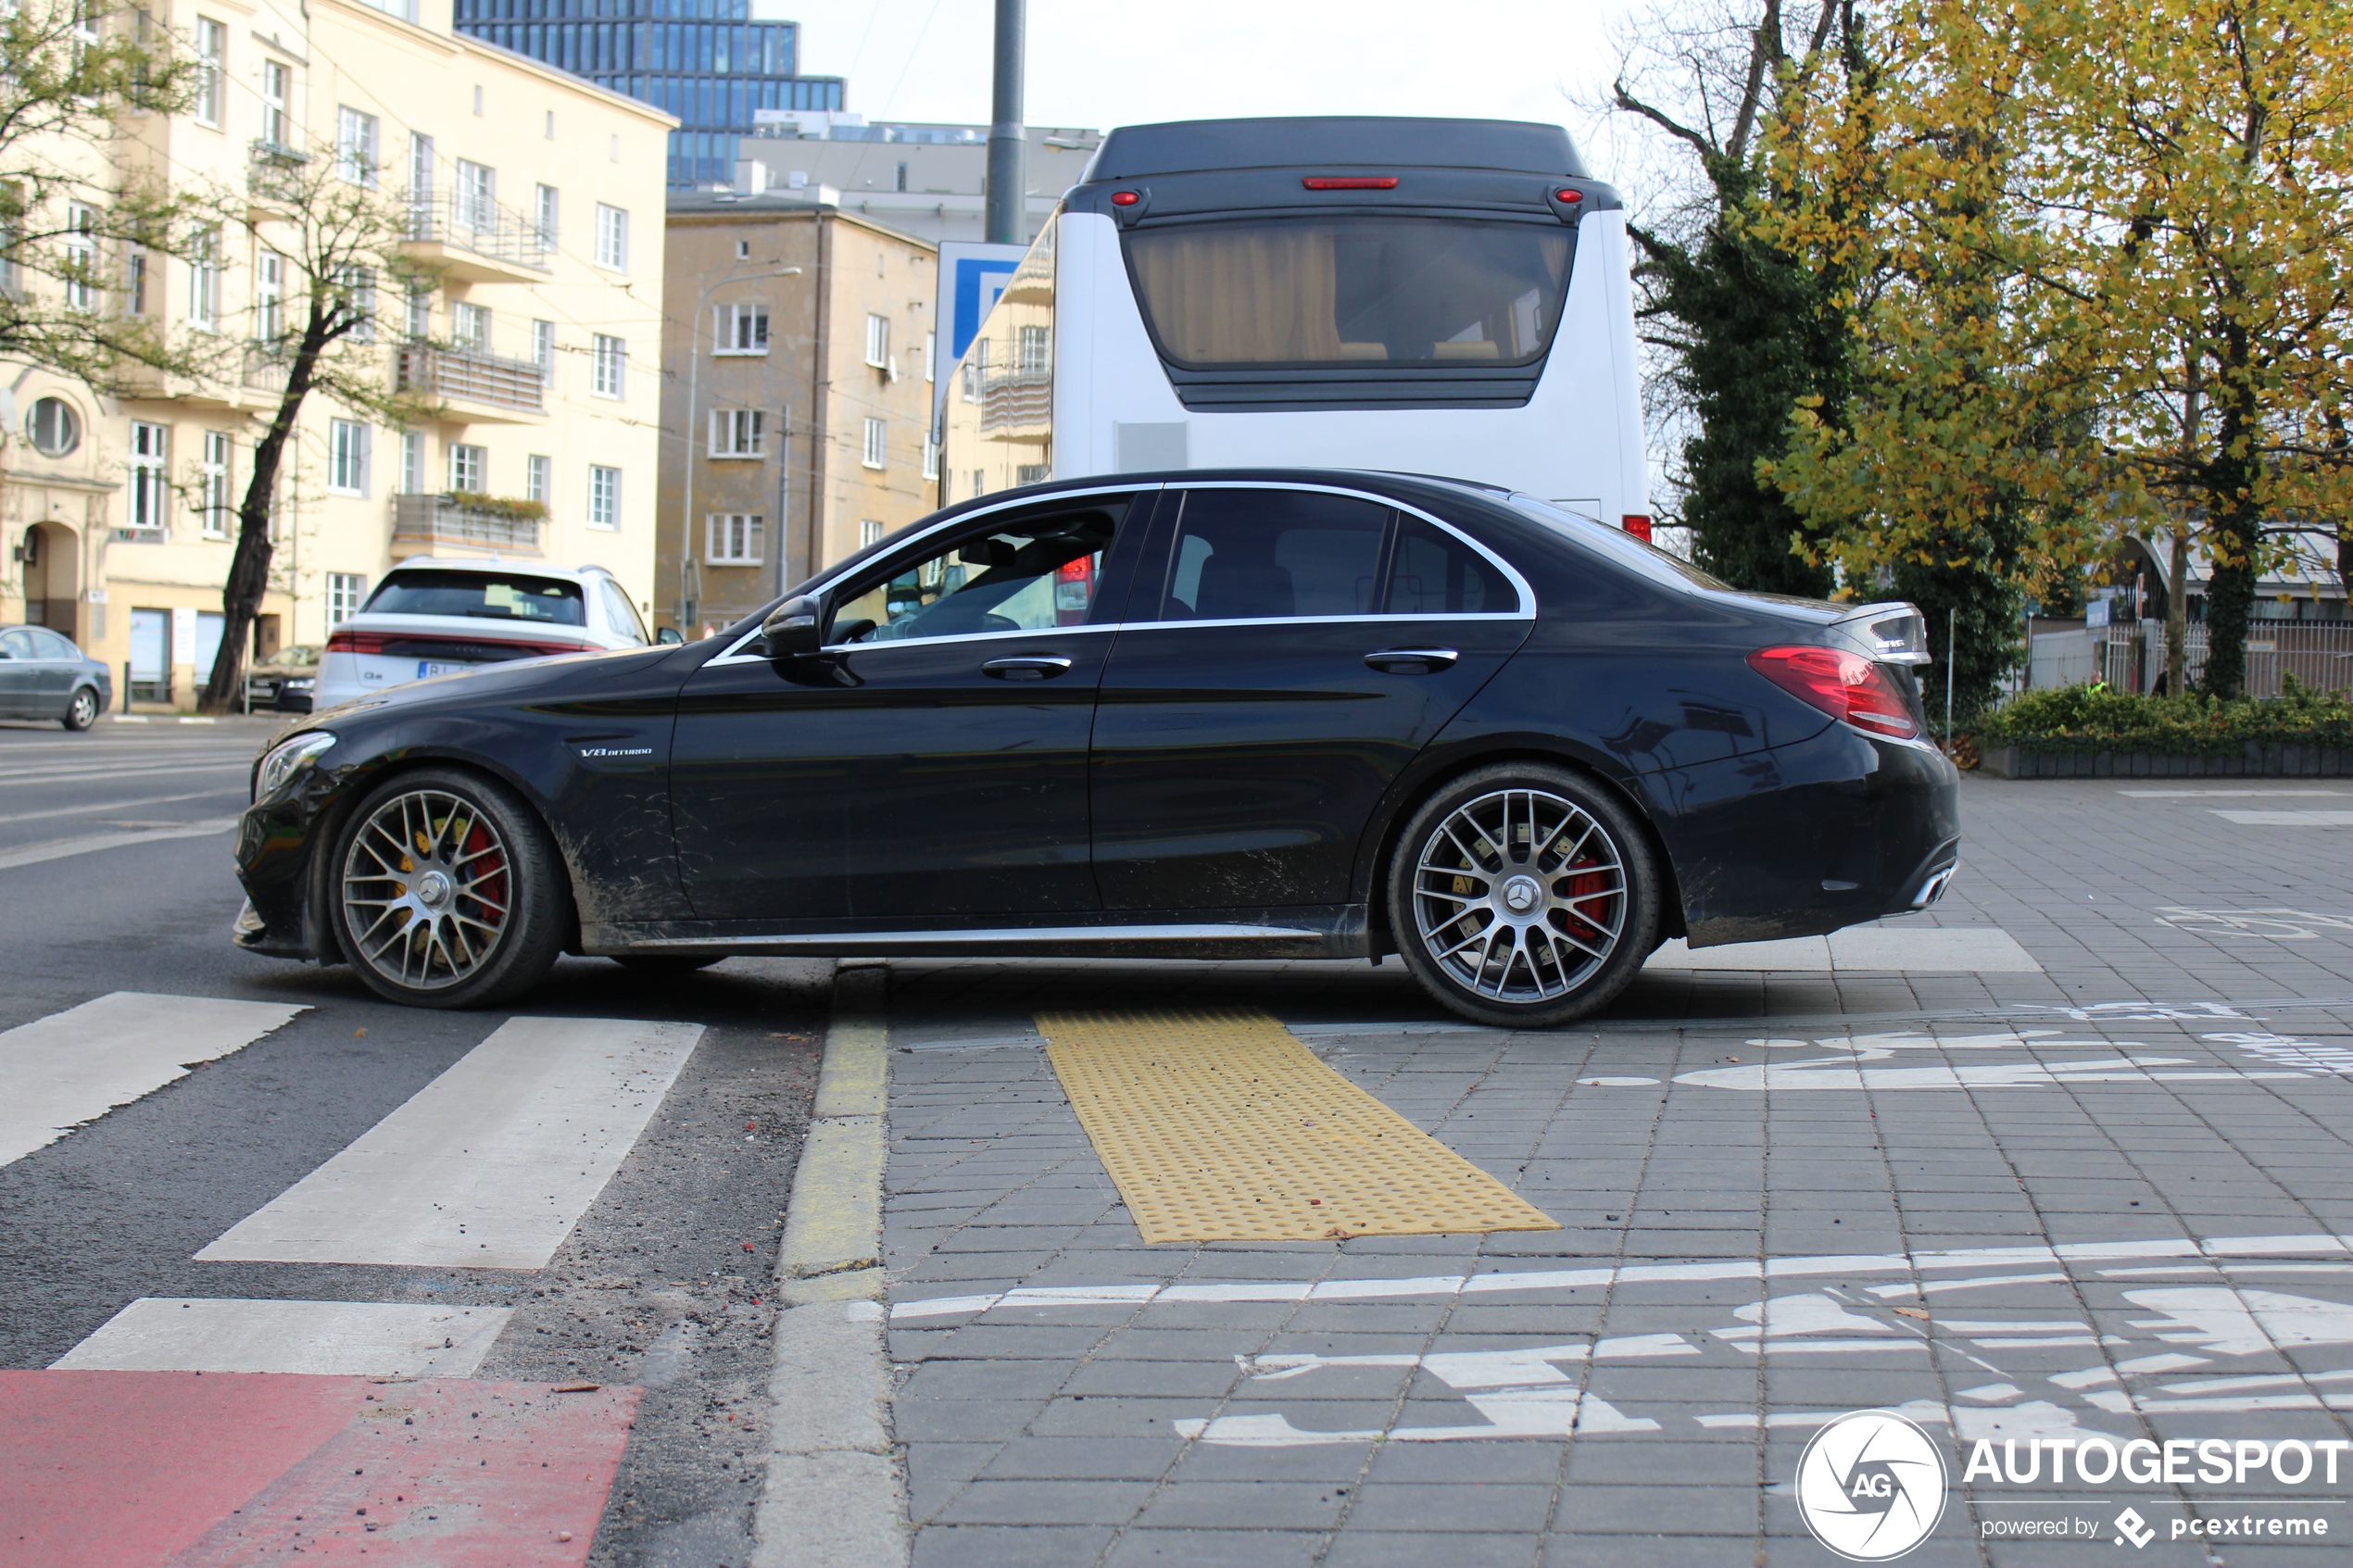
[1641,725,1961,947]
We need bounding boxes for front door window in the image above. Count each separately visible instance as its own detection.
[829,508,1117,644]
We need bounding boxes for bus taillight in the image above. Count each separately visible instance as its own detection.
[1054,557,1094,624]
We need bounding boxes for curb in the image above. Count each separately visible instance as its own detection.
[752,961,909,1568]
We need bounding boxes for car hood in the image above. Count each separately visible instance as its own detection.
[306,642,683,726]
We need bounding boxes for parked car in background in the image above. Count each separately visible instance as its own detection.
[245,644,321,715]
[312,558,653,709]
[0,626,112,730]
[235,470,1960,1027]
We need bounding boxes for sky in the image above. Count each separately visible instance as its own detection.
[778,0,1642,182]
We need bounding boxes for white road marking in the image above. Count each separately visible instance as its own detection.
[2120,788,2352,797]
[0,818,241,872]
[1177,1344,1662,1446]
[0,760,252,785]
[196,1015,703,1270]
[1646,927,2043,972]
[2210,809,2353,826]
[51,1298,510,1376]
[0,992,307,1167]
[2123,1286,2353,1357]
[1674,1029,2310,1092]
[0,789,243,825]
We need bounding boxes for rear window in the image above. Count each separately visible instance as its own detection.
[1126,217,1571,368]
[363,571,586,626]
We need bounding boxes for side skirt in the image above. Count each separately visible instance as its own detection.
[583,905,1371,962]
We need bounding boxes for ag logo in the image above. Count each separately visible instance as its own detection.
[1794,1409,1949,1561]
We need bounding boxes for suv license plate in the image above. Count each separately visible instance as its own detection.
[418,659,469,678]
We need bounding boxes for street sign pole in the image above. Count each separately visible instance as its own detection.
[986,0,1026,245]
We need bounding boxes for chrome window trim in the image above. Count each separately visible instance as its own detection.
[1150,479,1537,623]
[707,483,1164,667]
[633,922,1320,949]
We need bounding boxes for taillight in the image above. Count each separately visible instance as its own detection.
[1554,188,1583,203]
[1746,646,1919,739]
[1303,176,1399,190]
[1111,190,1139,207]
[1621,514,1652,542]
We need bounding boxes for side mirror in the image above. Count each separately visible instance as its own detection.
[655,626,685,646]
[757,595,824,659]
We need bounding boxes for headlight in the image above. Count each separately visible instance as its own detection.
[254,732,337,800]
[283,677,316,690]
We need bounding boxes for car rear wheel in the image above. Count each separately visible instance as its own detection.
[61,686,98,731]
[1388,763,1659,1029]
[331,767,568,1009]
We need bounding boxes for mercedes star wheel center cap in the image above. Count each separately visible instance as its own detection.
[416,870,453,909]
[1502,875,1541,914]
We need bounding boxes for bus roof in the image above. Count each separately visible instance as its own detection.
[1088,117,1588,182]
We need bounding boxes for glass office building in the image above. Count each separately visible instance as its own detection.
[452,0,847,187]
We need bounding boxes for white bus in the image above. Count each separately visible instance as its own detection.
[937,116,1649,534]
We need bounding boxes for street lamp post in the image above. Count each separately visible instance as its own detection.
[682,263,800,634]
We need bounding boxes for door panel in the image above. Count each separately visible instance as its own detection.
[0,629,36,715]
[1089,488,1532,911]
[669,493,1151,924]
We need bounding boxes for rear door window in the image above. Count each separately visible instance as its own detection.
[1383,515,1519,614]
[1159,489,1390,621]
[363,571,586,626]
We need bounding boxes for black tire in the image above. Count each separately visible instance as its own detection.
[1387,761,1660,1029]
[328,765,570,1009]
[61,686,99,731]
[610,954,723,975]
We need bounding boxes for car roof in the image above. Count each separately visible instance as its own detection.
[384,556,613,583]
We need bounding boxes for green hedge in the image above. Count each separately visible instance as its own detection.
[1977,678,2353,755]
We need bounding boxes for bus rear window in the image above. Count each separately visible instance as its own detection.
[1126,217,1571,369]
[364,571,586,625]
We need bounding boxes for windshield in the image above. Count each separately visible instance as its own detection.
[1505,496,1734,594]
[1126,217,1572,368]
[364,571,586,626]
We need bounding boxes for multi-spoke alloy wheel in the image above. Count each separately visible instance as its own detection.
[1390,764,1659,1027]
[331,769,566,1008]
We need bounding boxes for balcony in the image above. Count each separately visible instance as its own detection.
[401,191,553,282]
[395,343,546,420]
[391,493,544,556]
[243,344,289,393]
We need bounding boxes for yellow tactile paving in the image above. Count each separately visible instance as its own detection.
[1035,1007,1561,1245]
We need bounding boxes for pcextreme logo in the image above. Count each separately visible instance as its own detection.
[1795,1410,1950,1562]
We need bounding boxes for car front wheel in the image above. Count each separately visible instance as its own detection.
[1388,763,1660,1029]
[61,686,98,731]
[330,767,569,1009]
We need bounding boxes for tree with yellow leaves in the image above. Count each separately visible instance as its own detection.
[1762,0,2353,702]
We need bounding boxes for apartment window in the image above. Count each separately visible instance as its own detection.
[1016,463,1050,485]
[253,250,283,340]
[472,84,484,116]
[925,330,937,383]
[587,464,620,529]
[922,430,939,482]
[328,419,371,495]
[124,244,147,316]
[260,60,289,148]
[861,417,886,470]
[61,204,94,311]
[1018,323,1049,373]
[328,572,367,627]
[193,19,223,127]
[399,430,423,493]
[970,469,985,499]
[526,453,549,505]
[450,300,488,350]
[533,184,558,247]
[405,286,430,340]
[187,229,220,332]
[128,421,169,535]
[200,432,232,538]
[544,110,554,140]
[707,513,762,565]
[409,132,434,227]
[456,161,495,232]
[447,441,484,494]
[590,333,624,398]
[337,265,375,342]
[713,302,768,355]
[863,312,888,370]
[859,519,883,548]
[533,320,555,382]
[594,204,627,270]
[962,338,988,400]
[709,408,763,458]
[736,239,749,259]
[336,107,379,187]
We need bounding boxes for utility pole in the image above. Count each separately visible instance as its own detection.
[985,0,1026,245]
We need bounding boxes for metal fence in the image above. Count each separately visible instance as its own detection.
[391,494,543,554]
[2028,621,2353,696]
[394,344,546,413]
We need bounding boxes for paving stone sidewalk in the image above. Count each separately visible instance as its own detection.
[872,775,2353,1566]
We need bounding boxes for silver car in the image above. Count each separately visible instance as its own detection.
[0,626,113,730]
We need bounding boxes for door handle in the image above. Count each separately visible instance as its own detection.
[1364,646,1460,673]
[980,655,1075,682]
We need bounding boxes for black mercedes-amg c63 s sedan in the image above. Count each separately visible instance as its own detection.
[232,470,1959,1027]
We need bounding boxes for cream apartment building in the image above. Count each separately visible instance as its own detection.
[657,192,938,637]
[0,0,673,706]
